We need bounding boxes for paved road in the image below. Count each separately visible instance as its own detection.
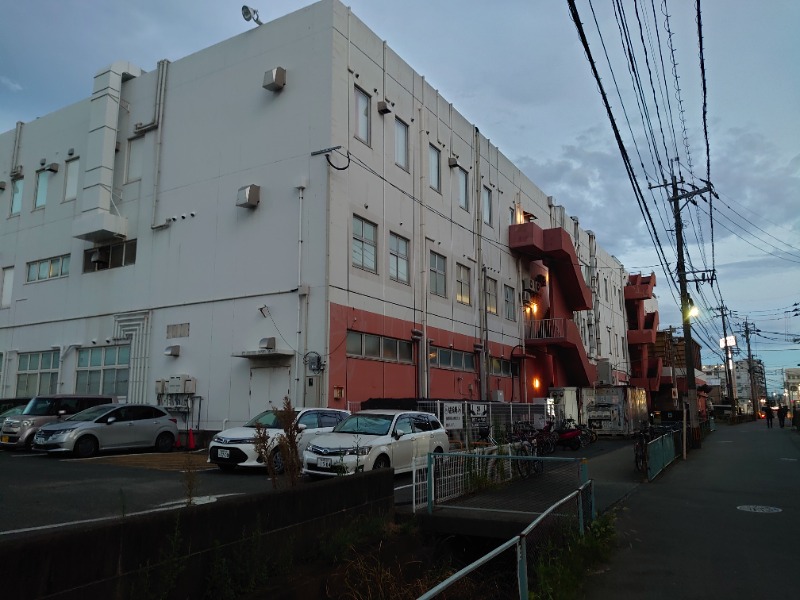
[583,421,800,600]
[0,449,277,538]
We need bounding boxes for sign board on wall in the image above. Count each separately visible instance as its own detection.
[443,402,464,430]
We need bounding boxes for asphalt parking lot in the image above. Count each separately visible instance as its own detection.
[0,436,628,539]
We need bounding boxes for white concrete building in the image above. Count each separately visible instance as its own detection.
[0,0,630,435]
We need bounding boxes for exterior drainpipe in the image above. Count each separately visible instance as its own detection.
[418,92,430,399]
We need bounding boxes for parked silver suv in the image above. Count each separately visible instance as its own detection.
[0,395,116,450]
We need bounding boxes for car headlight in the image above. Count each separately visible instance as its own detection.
[344,446,372,456]
[21,420,35,428]
[53,427,78,436]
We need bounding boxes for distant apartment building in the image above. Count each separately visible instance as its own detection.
[0,0,631,434]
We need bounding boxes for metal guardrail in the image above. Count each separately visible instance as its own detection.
[412,448,588,515]
[417,481,594,600]
[645,429,681,480]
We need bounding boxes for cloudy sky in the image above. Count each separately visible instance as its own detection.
[1,1,798,394]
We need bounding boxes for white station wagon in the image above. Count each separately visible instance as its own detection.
[302,409,448,477]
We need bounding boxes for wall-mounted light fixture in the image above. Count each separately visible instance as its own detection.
[164,345,181,357]
[258,305,269,318]
[241,5,263,25]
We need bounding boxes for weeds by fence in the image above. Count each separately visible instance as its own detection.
[417,481,598,600]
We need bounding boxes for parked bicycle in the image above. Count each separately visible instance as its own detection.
[633,423,650,474]
[511,436,543,478]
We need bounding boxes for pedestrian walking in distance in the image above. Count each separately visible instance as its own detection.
[764,405,774,428]
[777,405,788,428]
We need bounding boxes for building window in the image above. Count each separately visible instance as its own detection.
[1,267,14,307]
[604,278,609,302]
[504,284,516,321]
[508,206,515,225]
[456,263,471,305]
[64,159,79,202]
[346,331,413,363]
[394,118,408,170]
[429,144,441,192]
[355,87,371,145]
[429,251,447,297]
[456,168,469,211]
[10,178,24,215]
[482,186,492,226]
[485,277,497,315]
[352,216,377,273]
[34,170,49,209]
[127,137,143,183]
[83,240,137,272]
[389,232,409,283]
[429,347,476,372]
[16,350,60,397]
[26,254,70,282]
[490,356,515,377]
[75,345,130,396]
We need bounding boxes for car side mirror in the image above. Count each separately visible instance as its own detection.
[106,417,116,425]
[297,423,307,431]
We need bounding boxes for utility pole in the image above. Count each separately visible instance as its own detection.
[717,305,737,421]
[743,319,758,421]
[652,170,715,449]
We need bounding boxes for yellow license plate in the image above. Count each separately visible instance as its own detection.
[1,436,8,444]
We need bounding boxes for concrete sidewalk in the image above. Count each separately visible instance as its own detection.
[583,420,800,600]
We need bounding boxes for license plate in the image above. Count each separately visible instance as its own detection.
[317,457,332,468]
[217,448,230,459]
[0,436,8,444]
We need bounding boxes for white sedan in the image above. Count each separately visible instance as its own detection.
[302,409,449,477]
[208,408,349,472]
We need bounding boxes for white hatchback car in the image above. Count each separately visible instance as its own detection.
[208,408,350,472]
[302,409,449,477]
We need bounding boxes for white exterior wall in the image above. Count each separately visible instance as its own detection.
[0,0,632,431]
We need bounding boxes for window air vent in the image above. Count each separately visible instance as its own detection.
[236,184,260,208]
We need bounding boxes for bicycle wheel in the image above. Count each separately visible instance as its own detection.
[514,442,533,479]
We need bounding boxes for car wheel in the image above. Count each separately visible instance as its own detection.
[217,463,236,472]
[373,455,390,470]
[270,448,285,474]
[74,436,98,459]
[155,432,174,453]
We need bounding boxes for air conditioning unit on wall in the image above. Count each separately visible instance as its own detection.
[597,359,612,385]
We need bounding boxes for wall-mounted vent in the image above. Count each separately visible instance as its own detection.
[45,163,59,173]
[262,67,286,92]
[377,100,392,115]
[236,184,260,208]
[259,337,276,350]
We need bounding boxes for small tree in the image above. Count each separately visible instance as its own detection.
[252,397,303,488]
[274,396,303,486]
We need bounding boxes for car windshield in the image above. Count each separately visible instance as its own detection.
[22,397,55,416]
[244,410,298,429]
[333,414,393,436]
[66,405,114,422]
[0,406,24,419]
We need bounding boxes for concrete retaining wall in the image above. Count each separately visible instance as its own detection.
[0,470,395,600]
